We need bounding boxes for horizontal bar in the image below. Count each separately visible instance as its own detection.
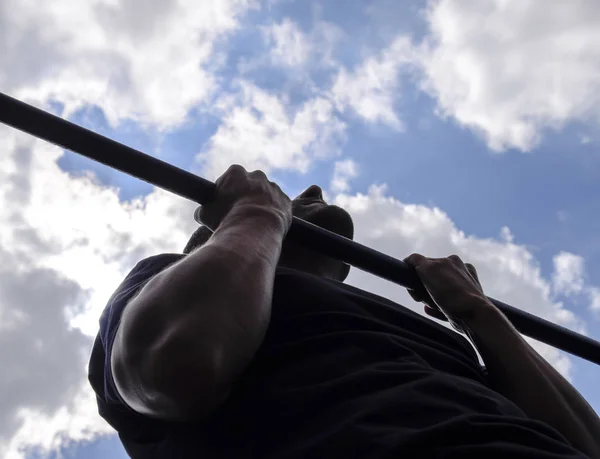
[2,91,599,366]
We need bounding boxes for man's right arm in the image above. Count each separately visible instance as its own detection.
[111,167,292,423]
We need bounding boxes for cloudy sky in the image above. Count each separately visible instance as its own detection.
[1,0,600,457]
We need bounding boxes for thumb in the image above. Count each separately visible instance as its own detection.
[194,204,219,231]
[407,285,436,310]
[194,206,203,225]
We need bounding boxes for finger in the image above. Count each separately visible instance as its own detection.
[447,254,465,267]
[403,253,428,268]
[226,164,247,175]
[196,205,213,229]
[272,183,289,198]
[404,254,436,304]
[218,164,246,184]
[194,206,203,224]
[465,263,481,285]
[250,169,268,180]
[407,288,425,303]
[213,165,239,192]
[424,305,448,322]
[408,287,436,309]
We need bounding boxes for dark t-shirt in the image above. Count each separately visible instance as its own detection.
[88,253,587,458]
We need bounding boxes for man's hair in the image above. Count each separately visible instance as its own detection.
[183,226,213,254]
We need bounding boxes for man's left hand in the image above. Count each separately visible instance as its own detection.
[404,253,496,332]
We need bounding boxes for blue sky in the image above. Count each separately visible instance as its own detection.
[1,0,600,457]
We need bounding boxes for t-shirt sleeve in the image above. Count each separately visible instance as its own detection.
[88,253,185,443]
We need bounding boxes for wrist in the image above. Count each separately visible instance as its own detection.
[228,203,291,235]
[459,303,520,356]
[460,300,508,332]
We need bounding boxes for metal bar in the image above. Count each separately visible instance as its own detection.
[2,91,600,366]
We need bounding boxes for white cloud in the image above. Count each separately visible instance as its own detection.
[552,252,586,296]
[330,159,359,193]
[197,81,346,180]
[550,252,600,315]
[0,127,198,457]
[418,0,600,151]
[589,288,600,314]
[336,184,586,379]
[499,226,514,243]
[242,18,342,75]
[263,18,312,67]
[331,36,414,129]
[5,382,113,459]
[1,0,257,129]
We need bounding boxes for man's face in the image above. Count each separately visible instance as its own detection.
[291,185,354,241]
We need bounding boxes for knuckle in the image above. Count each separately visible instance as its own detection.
[227,164,247,176]
[426,259,447,273]
[250,170,270,184]
[466,263,480,278]
[405,253,424,264]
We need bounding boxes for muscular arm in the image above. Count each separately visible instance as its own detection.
[111,203,288,422]
[464,307,600,458]
[405,253,600,458]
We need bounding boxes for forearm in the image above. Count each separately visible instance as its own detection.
[464,306,600,458]
[116,204,287,419]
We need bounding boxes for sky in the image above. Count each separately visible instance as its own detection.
[1,0,600,457]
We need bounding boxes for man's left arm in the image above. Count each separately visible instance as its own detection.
[405,253,600,459]
[463,304,600,459]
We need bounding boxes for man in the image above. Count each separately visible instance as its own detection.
[88,165,600,458]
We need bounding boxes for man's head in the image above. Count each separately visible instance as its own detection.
[184,185,354,282]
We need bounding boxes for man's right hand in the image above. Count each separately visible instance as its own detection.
[197,164,293,233]
[114,165,294,423]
